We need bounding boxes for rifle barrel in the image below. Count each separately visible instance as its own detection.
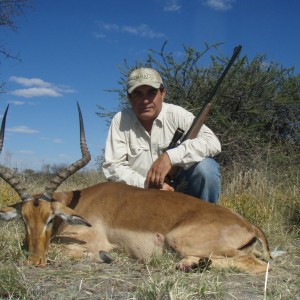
[181,45,242,143]
[165,45,242,186]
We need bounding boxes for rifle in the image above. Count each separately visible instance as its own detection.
[165,45,242,186]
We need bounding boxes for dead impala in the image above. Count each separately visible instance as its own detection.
[0,104,271,273]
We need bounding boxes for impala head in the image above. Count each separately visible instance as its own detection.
[0,104,91,266]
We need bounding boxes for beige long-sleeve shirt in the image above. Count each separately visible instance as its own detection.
[102,103,221,188]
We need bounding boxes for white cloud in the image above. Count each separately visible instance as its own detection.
[17,150,34,154]
[122,24,165,38]
[9,76,76,98]
[203,0,236,11]
[97,22,165,39]
[11,87,62,98]
[9,76,52,88]
[94,32,106,39]
[7,125,39,134]
[53,138,63,144]
[40,136,63,144]
[103,23,119,31]
[9,100,25,105]
[164,0,181,12]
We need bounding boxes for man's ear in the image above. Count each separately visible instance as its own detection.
[161,88,166,101]
[127,93,133,105]
[51,202,91,227]
[0,203,22,221]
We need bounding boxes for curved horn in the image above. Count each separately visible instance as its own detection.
[41,102,91,200]
[0,105,33,201]
[0,105,9,153]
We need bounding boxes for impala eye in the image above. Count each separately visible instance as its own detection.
[47,217,55,226]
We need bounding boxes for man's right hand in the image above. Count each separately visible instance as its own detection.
[146,152,172,189]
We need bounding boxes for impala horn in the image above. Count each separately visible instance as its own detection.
[41,102,91,201]
[0,105,9,153]
[0,105,33,201]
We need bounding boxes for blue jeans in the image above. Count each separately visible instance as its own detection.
[174,158,220,203]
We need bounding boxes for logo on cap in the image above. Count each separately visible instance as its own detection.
[133,73,152,81]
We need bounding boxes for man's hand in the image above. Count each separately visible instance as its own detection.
[146,152,173,190]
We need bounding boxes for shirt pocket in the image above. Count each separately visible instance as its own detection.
[128,142,149,158]
[127,142,150,177]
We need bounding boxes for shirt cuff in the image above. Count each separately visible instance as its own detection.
[166,148,182,166]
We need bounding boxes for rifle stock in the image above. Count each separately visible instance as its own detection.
[165,45,242,187]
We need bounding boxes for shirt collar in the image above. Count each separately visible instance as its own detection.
[155,102,166,126]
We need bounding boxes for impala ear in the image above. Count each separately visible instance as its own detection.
[60,214,92,227]
[0,203,22,221]
[51,202,91,227]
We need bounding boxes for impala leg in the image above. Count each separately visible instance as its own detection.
[54,225,114,263]
[210,255,270,273]
[174,252,269,274]
[165,224,270,274]
[165,228,214,272]
[60,243,113,263]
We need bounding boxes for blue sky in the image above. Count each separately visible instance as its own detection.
[0,0,299,171]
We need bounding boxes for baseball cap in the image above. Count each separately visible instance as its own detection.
[127,68,163,94]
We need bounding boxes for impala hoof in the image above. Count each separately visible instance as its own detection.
[176,261,198,272]
[198,257,211,270]
[99,251,113,263]
[176,257,211,272]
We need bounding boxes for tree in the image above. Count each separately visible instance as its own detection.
[0,0,33,91]
[97,42,300,171]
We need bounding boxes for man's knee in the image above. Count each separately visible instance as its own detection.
[183,158,220,203]
[192,158,220,180]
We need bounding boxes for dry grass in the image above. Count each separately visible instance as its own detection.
[0,167,299,299]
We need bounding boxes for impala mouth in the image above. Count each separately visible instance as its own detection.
[27,255,47,267]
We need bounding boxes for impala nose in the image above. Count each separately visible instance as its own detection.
[27,255,46,267]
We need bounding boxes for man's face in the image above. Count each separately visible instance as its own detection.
[128,85,166,122]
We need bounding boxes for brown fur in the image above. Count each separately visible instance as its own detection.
[0,182,271,273]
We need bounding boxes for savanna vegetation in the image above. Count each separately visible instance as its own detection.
[0,42,299,299]
[0,6,299,297]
